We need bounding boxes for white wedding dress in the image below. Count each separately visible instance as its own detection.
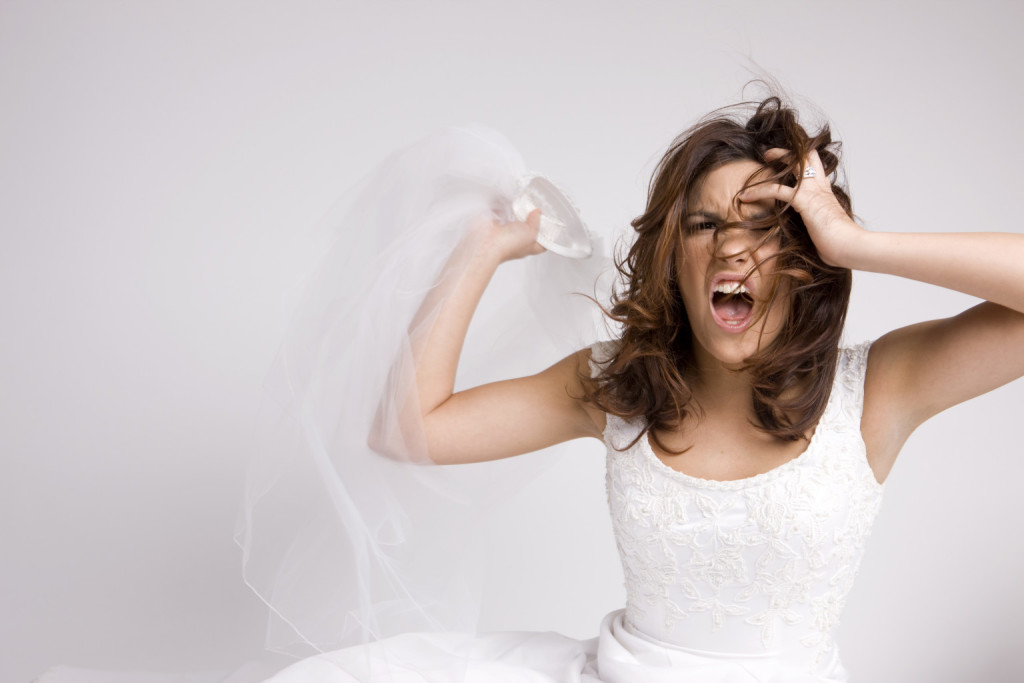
[266,341,884,683]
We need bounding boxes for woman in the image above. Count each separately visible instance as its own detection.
[262,97,1024,681]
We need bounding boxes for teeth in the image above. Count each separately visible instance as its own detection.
[713,281,750,295]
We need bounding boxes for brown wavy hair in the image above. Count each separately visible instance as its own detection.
[583,96,853,452]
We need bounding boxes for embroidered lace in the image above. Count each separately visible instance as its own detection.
[593,341,883,671]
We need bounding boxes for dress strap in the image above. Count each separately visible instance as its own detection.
[830,341,873,428]
[587,340,641,447]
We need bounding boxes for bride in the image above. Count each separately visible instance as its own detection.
[253,96,1024,682]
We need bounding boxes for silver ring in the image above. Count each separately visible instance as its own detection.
[802,167,817,179]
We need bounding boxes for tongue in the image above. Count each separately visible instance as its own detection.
[714,296,752,321]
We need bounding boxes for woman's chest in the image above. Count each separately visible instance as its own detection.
[602,411,882,542]
[647,420,813,483]
[606,448,854,540]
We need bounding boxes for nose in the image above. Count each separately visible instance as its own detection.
[714,227,758,265]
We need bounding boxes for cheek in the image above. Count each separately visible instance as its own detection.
[761,285,793,334]
[753,238,783,265]
[676,244,711,305]
[676,272,705,311]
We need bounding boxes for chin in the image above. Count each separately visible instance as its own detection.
[710,346,758,369]
[696,326,779,370]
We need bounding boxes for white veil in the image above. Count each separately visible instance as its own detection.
[235,125,614,660]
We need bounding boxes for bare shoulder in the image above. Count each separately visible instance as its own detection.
[861,302,1024,482]
[537,346,609,437]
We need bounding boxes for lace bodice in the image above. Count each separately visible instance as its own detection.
[591,342,884,673]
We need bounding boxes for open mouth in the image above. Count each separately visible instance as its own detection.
[709,279,755,332]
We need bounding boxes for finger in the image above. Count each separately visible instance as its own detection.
[525,209,545,252]
[762,147,792,163]
[739,182,795,205]
[803,149,825,179]
[764,148,823,182]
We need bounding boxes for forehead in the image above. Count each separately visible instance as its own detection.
[689,160,769,212]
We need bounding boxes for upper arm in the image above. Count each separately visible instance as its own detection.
[862,302,1024,482]
[422,348,606,465]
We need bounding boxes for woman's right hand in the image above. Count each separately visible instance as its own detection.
[476,208,547,264]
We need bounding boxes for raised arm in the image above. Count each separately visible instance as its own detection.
[834,231,1024,482]
[740,150,1024,483]
[399,209,603,465]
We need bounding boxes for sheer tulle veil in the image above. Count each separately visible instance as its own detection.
[235,125,614,659]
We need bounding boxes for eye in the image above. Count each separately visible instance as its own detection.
[748,220,780,236]
[689,221,717,233]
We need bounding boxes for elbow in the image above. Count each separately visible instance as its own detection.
[366,429,403,461]
[369,383,454,463]
[366,424,427,463]
[366,411,442,464]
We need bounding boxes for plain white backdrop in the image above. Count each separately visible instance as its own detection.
[3,1,1023,681]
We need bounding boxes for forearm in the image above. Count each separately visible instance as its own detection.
[737,152,1024,314]
[412,232,504,415]
[838,229,1024,314]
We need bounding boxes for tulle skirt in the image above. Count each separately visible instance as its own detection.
[266,610,847,683]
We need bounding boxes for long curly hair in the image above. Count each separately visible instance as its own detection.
[583,96,853,452]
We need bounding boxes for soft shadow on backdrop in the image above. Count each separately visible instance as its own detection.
[2,1,1022,681]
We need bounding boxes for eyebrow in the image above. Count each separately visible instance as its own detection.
[684,210,720,221]
[684,210,774,222]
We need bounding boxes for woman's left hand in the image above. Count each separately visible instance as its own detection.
[739,148,863,268]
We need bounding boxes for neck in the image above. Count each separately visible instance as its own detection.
[688,345,756,415]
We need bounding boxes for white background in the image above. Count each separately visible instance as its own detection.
[3,1,1023,681]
